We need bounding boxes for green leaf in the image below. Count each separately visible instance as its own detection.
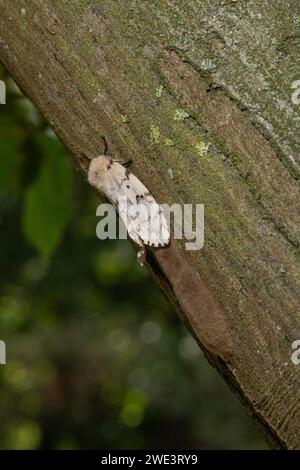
[22,135,73,259]
[0,139,20,193]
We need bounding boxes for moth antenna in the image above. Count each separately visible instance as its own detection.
[101,135,109,156]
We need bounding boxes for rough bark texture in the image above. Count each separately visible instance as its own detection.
[0,0,299,449]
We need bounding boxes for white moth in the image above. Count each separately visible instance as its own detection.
[88,138,170,261]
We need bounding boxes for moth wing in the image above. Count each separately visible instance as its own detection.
[104,162,170,248]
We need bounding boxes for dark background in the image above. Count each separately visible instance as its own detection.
[0,67,266,449]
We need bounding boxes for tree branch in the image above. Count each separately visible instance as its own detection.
[1,0,299,449]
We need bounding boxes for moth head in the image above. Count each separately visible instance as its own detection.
[87,155,113,188]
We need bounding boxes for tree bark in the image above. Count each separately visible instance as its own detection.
[0,0,299,449]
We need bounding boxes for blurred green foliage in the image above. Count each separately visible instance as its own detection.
[0,66,266,450]
[23,134,73,259]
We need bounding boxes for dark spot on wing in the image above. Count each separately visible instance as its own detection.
[120,172,130,185]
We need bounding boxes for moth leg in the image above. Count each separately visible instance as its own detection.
[137,245,146,267]
[123,159,133,168]
[113,158,133,168]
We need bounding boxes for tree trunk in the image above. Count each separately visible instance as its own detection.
[0,0,299,449]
